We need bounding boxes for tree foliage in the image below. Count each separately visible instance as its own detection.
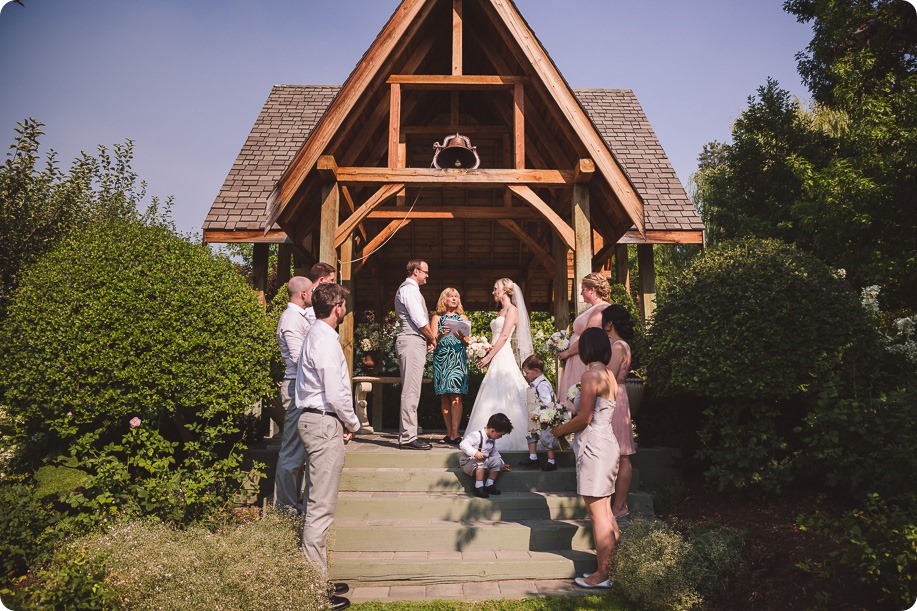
[694,1,916,310]
[0,118,161,318]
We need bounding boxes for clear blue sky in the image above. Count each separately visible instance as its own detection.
[0,0,813,236]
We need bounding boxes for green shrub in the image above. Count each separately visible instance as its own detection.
[77,512,325,611]
[613,517,745,609]
[647,238,866,401]
[0,215,274,523]
[0,477,63,581]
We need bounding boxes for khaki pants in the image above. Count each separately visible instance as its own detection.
[396,334,426,444]
[297,409,346,578]
[273,379,305,513]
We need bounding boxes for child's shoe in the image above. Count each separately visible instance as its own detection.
[472,486,489,498]
[541,461,557,472]
[483,484,501,496]
[518,457,540,467]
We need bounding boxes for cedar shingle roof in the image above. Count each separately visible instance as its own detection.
[203,85,702,236]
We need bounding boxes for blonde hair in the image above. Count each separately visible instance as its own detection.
[495,278,516,303]
[582,272,611,301]
[436,287,464,315]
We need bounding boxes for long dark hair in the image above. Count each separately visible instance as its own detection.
[601,304,634,341]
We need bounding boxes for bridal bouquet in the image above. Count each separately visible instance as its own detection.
[466,335,492,373]
[543,329,571,352]
[530,400,572,450]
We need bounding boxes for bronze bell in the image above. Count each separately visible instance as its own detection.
[432,133,480,169]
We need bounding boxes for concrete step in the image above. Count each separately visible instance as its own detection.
[340,466,579,493]
[332,518,595,552]
[329,549,597,584]
[343,449,578,469]
[335,490,654,522]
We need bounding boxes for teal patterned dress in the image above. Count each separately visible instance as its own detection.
[433,313,469,395]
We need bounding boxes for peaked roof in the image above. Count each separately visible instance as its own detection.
[203,85,703,240]
[263,0,648,237]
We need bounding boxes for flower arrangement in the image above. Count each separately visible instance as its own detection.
[565,382,581,403]
[543,329,571,352]
[529,397,572,450]
[465,335,492,374]
[354,311,401,375]
[356,322,384,352]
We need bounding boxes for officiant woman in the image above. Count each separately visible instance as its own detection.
[431,288,471,445]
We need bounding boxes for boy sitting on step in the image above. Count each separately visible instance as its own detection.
[459,412,514,499]
[519,355,559,472]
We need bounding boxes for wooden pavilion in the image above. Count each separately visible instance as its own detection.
[202,0,704,368]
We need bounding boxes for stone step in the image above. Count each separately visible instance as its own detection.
[329,549,597,584]
[340,466,578,493]
[342,449,577,469]
[335,490,654,522]
[331,518,595,552]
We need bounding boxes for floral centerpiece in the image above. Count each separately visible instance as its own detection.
[354,311,400,374]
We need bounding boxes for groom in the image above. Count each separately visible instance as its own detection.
[394,259,437,450]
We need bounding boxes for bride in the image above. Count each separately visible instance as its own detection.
[464,278,533,452]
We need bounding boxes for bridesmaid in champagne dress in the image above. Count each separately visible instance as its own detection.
[556,273,611,402]
[602,304,637,521]
[551,328,619,589]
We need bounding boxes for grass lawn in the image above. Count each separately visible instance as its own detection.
[352,593,630,610]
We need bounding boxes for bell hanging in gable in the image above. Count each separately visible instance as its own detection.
[432,133,480,169]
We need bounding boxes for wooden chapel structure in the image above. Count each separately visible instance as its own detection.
[202,0,704,370]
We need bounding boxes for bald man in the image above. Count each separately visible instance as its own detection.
[273,275,313,513]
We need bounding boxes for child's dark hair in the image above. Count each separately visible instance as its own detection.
[601,304,635,341]
[579,327,611,365]
[522,354,545,372]
[487,412,514,434]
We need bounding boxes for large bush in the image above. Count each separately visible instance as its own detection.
[0,215,273,522]
[647,238,867,401]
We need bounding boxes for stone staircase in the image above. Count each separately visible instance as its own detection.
[326,439,654,586]
[244,434,682,590]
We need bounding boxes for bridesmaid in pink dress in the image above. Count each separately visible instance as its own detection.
[556,272,611,402]
[602,304,637,521]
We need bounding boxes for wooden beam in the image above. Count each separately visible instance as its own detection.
[340,235,354,373]
[386,74,527,89]
[339,185,368,243]
[252,243,269,295]
[402,124,511,136]
[481,0,645,234]
[618,229,705,244]
[354,219,413,273]
[553,233,569,331]
[452,0,462,76]
[277,243,292,286]
[615,244,631,295]
[319,182,339,267]
[334,183,405,248]
[388,83,403,168]
[497,219,553,273]
[573,158,595,183]
[317,155,338,181]
[367,206,538,220]
[513,82,525,169]
[336,167,573,187]
[507,185,575,250]
[265,0,431,228]
[637,243,656,324]
[202,230,290,244]
[572,183,592,314]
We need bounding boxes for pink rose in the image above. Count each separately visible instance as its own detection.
[129,417,142,428]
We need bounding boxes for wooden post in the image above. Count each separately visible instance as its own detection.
[615,244,630,295]
[452,0,462,76]
[637,244,656,325]
[277,243,292,286]
[571,184,591,314]
[252,243,269,307]
[552,233,569,331]
[340,235,355,374]
[319,182,339,268]
[513,83,525,169]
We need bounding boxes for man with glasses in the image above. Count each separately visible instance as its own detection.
[295,283,359,611]
[394,259,436,450]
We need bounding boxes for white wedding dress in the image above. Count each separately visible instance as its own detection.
[465,316,530,452]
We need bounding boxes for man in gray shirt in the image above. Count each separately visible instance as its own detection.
[394,259,437,450]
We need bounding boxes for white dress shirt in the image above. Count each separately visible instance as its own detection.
[277,302,312,379]
[295,320,361,433]
[530,374,555,405]
[459,429,502,462]
[394,278,429,336]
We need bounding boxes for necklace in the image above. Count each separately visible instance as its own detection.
[587,362,605,371]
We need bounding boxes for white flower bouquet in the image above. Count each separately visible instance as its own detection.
[530,400,572,450]
[466,335,492,374]
[543,329,571,353]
